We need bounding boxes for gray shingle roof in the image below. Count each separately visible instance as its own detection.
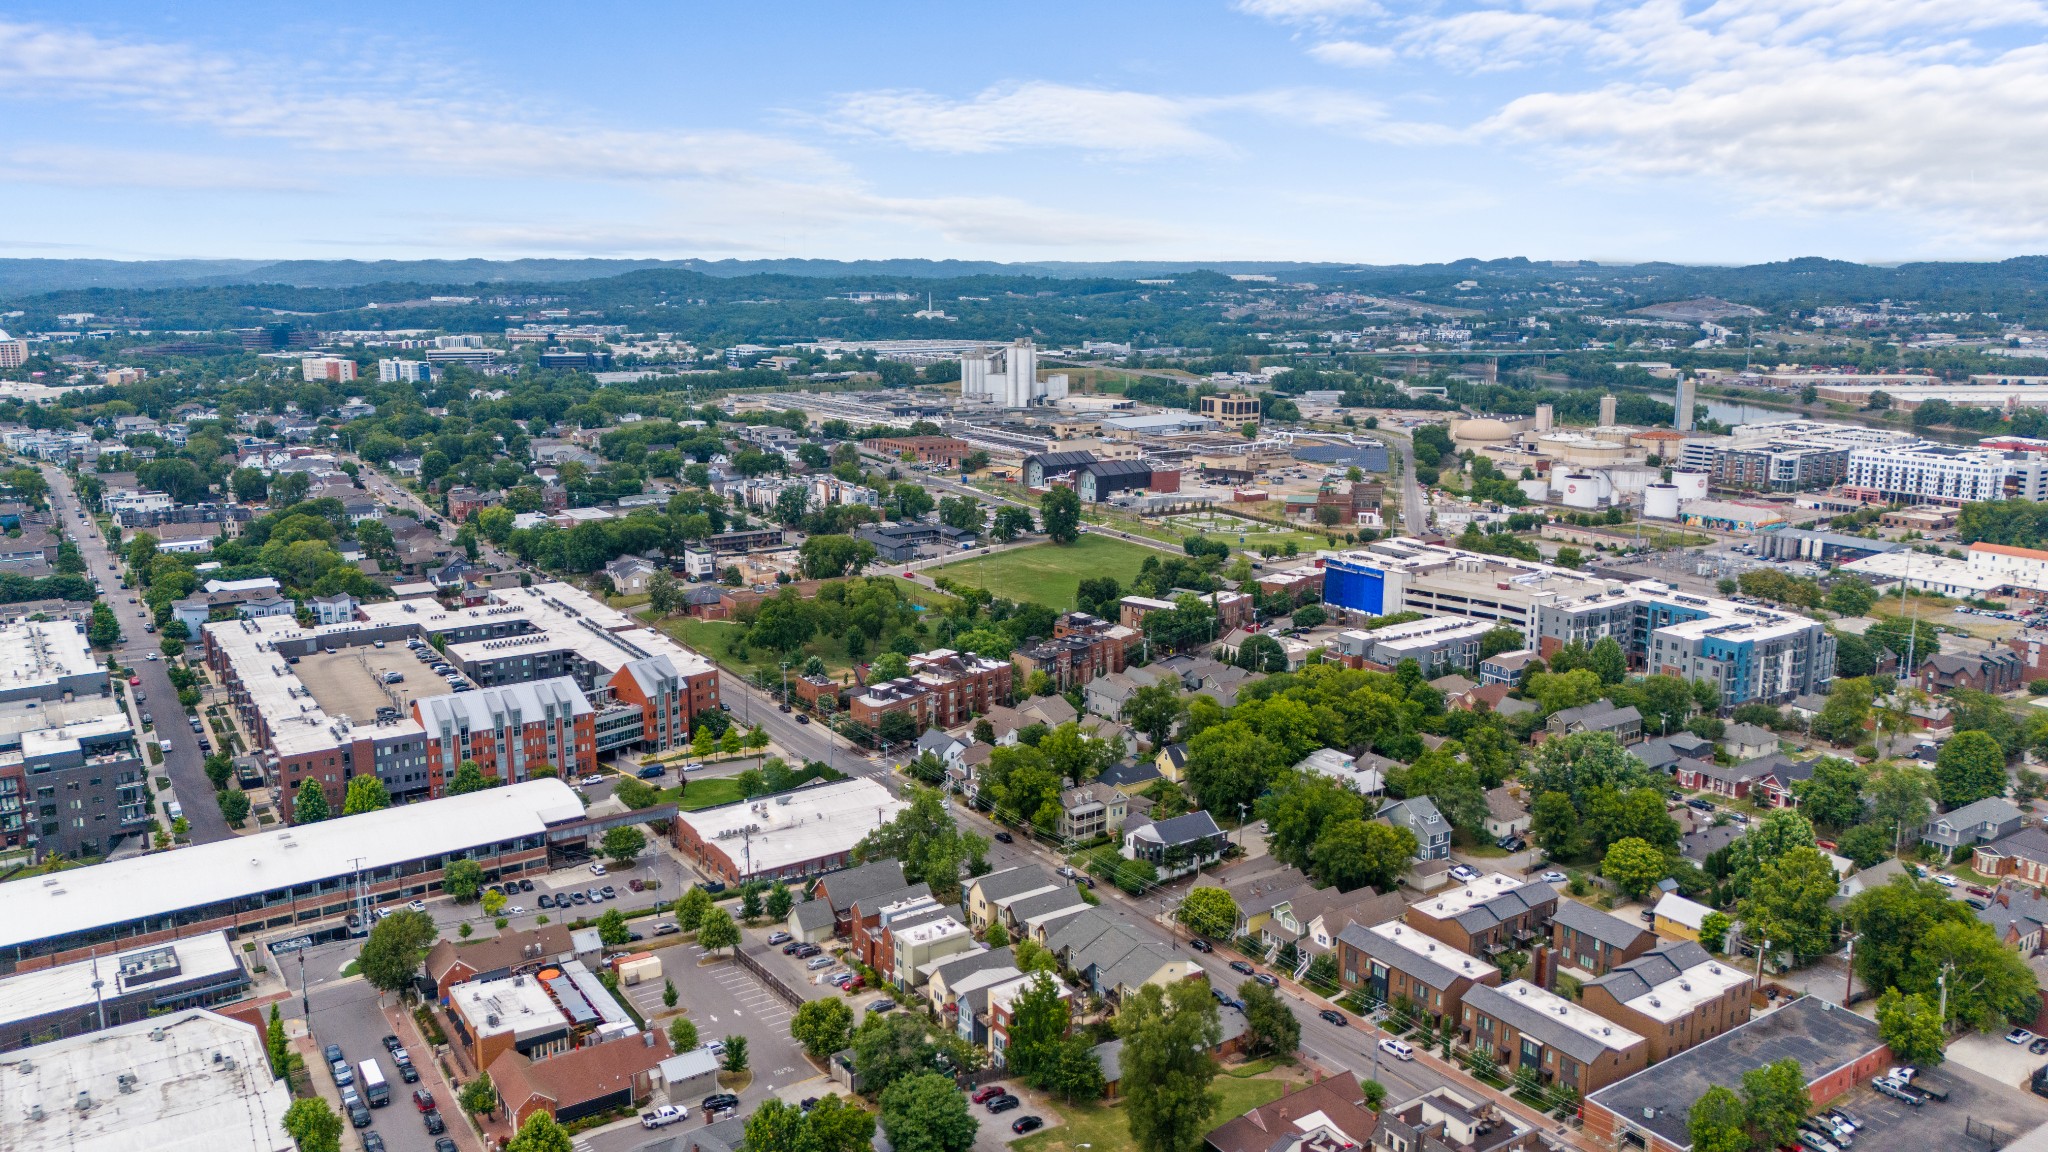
[1335,922,1491,991]
[813,859,908,914]
[1551,898,1653,951]
[1583,940,1714,1005]
[972,865,1061,904]
[1462,982,1634,1064]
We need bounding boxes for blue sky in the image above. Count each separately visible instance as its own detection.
[4,1,2045,265]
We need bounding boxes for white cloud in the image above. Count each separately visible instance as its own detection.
[1307,40,1397,66]
[1234,0,1386,24]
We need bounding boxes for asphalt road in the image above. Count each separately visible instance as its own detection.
[42,466,232,846]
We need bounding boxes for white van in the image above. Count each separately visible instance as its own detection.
[1378,1038,1414,1062]
[357,1058,390,1107]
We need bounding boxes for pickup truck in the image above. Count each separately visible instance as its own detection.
[641,1105,687,1129]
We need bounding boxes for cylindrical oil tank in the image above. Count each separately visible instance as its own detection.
[1644,483,1681,520]
[1561,473,1599,509]
[1518,478,1550,502]
[1671,469,1709,501]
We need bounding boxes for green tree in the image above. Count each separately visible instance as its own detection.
[217,788,250,826]
[1741,1059,1810,1151]
[880,1073,979,1152]
[669,1016,699,1052]
[266,1003,292,1079]
[792,997,856,1062]
[1876,988,1947,1065]
[854,785,989,904]
[1125,681,1188,750]
[1935,730,2009,811]
[1601,837,1668,900]
[602,824,647,867]
[358,908,439,997]
[1687,1085,1747,1152]
[1239,980,1300,1057]
[742,883,765,921]
[1529,791,1582,857]
[1261,774,1366,874]
[88,601,122,648]
[1179,887,1240,939]
[506,1112,575,1152]
[1007,972,1072,1086]
[1812,676,1876,745]
[1589,635,1627,685]
[1119,979,1223,1152]
[1041,486,1082,545]
[1699,911,1730,953]
[342,774,391,816]
[664,979,678,1008]
[1791,757,1867,831]
[282,1097,344,1152]
[675,885,714,932]
[1478,626,1525,660]
[1738,847,1839,962]
[698,907,740,955]
[1725,810,1818,897]
[443,858,485,902]
[447,760,495,795]
[459,1071,500,1118]
[767,881,794,920]
[613,776,660,810]
[1046,1034,1109,1102]
[1312,819,1417,892]
[1825,580,1876,617]
[722,1034,750,1073]
[597,908,630,946]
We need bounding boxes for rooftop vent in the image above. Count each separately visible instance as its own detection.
[75,1090,93,1113]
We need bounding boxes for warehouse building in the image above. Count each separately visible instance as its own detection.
[0,930,250,1051]
[672,778,908,885]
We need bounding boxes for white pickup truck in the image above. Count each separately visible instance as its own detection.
[641,1105,688,1129]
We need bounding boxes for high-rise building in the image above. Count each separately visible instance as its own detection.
[0,330,25,369]
[300,355,357,383]
[378,358,432,383]
[1674,376,1696,431]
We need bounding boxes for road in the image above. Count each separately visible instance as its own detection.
[41,466,232,845]
[356,465,515,569]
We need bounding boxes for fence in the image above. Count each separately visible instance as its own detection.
[734,947,806,1009]
[1966,1117,2015,1149]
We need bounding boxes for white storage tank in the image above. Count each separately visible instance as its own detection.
[1518,478,1550,502]
[1644,483,1681,520]
[1671,469,1709,501]
[1561,473,1600,509]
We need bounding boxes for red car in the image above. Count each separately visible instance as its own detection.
[413,1088,436,1113]
[127,676,140,686]
[1967,885,1993,898]
[972,1085,1008,1104]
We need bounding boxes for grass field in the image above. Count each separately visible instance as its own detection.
[665,777,745,811]
[930,535,1159,609]
[1014,1073,1288,1152]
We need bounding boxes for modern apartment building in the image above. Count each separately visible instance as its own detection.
[0,619,138,860]
[414,677,597,789]
[847,648,1013,734]
[1843,443,2048,505]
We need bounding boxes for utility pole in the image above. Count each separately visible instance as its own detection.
[1842,934,1857,1007]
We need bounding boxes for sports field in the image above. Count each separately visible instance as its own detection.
[931,535,1159,610]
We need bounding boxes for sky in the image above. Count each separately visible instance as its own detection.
[3,1,2046,266]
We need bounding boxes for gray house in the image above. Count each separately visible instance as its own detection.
[1546,700,1644,745]
[1379,796,1452,860]
[1121,812,1227,879]
[1922,797,2025,861]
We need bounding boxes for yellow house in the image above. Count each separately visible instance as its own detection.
[1156,743,1188,784]
[1651,892,1712,942]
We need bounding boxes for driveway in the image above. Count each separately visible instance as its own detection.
[300,977,476,1152]
[1823,1058,2048,1152]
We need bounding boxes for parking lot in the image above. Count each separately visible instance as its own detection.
[1823,1063,2048,1152]
[968,1081,1064,1152]
[306,977,471,1152]
[658,936,820,1103]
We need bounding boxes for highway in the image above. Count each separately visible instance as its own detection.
[40,465,233,846]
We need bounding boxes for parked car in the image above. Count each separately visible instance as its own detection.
[422,1111,445,1135]
[1378,1038,1415,1061]
[1448,864,1480,884]
[1319,1009,1348,1026]
[768,931,792,945]
[972,1085,1008,1104]
[589,862,608,876]
[600,885,617,900]
[519,878,533,892]
[642,1105,688,1129]
[994,832,1014,844]
[702,1093,740,1113]
[1189,938,1213,953]
[413,1089,436,1113]
[986,1095,1021,1115]
[1253,973,1279,988]
[1872,1077,1924,1106]
[361,1133,387,1152]
[1012,1117,1044,1135]
[381,1035,403,1054]
[1229,960,1256,976]
[537,894,555,909]
[807,955,836,970]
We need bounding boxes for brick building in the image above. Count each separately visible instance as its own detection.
[413,678,598,790]
[1915,648,2025,695]
[1404,874,1558,958]
[1336,921,1501,1028]
[848,649,1013,733]
[862,435,972,468]
[1013,613,1136,690]
[1577,941,1753,1063]
[1460,981,1648,1098]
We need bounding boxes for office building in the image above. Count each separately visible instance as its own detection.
[299,355,357,383]
[0,779,605,973]
[378,358,432,383]
[0,930,250,1051]
[1201,393,1261,424]
[672,778,907,885]
[0,1007,295,1152]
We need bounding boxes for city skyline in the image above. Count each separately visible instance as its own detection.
[2,1,2044,264]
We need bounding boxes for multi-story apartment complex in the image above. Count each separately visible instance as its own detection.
[378,358,433,383]
[299,355,358,383]
[1404,873,1558,957]
[1675,420,1918,492]
[205,582,717,821]
[0,619,142,860]
[1324,540,1835,706]
[1843,442,2048,505]
[1460,981,1649,1097]
[1013,612,1139,690]
[414,678,596,791]
[1578,940,1753,1062]
[848,648,1014,734]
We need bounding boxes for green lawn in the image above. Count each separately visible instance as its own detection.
[663,776,746,811]
[930,536,1159,610]
[1016,1074,1288,1152]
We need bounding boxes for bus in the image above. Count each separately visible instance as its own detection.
[358,1058,390,1107]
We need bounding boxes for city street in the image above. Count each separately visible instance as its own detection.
[41,465,231,845]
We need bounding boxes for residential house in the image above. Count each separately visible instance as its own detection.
[1337,920,1501,1025]
[1371,1088,1539,1152]
[804,860,909,939]
[1157,742,1189,782]
[1121,811,1227,879]
[1917,648,2025,695]
[1096,758,1162,795]
[1058,784,1128,842]
[880,907,977,990]
[1975,884,2048,954]
[1205,1075,1382,1152]
[846,884,937,972]
[979,696,1080,744]
[1260,884,1408,958]
[604,554,662,594]
[987,972,1073,1070]
[1296,747,1388,797]
[1578,941,1754,1062]
[1479,649,1539,686]
[1463,683,1537,718]
[1721,723,1779,760]
[1378,796,1451,860]
[1404,874,1558,957]
[1832,857,1911,908]
[1674,753,1817,807]
[1483,788,1529,842]
[964,866,1066,934]
[915,729,969,776]
[1650,892,1714,941]
[423,924,582,999]
[1001,886,1093,944]
[1081,664,1171,720]
[1549,899,1657,977]
[1921,797,2025,861]
[1045,908,1198,1004]
[1459,981,1649,1097]
[1679,823,1743,865]
[488,1033,672,1127]
[1096,1007,1249,1100]
[1973,826,2048,885]
[924,947,1019,1018]
[1545,700,1643,744]
[1629,731,1713,774]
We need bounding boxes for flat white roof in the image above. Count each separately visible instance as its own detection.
[450,971,569,1040]
[678,778,907,874]
[1411,872,1528,920]
[204,614,427,757]
[1841,550,2004,593]
[1617,957,1753,1024]
[0,617,98,695]
[0,931,242,1029]
[1369,922,1493,981]
[1494,979,1646,1050]
[0,1007,294,1152]
[0,779,583,952]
